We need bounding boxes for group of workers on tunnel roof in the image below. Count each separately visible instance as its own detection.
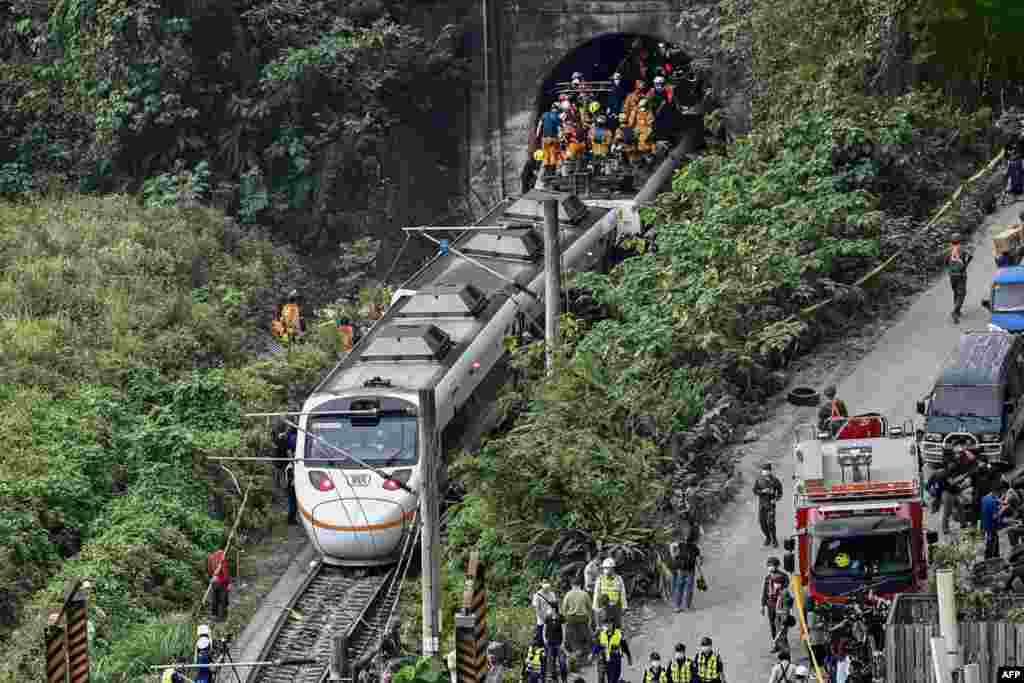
[531,40,698,189]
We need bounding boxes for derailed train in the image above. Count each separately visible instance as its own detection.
[291,138,692,565]
[293,195,621,564]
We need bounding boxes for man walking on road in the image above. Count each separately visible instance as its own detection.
[561,577,592,660]
[533,581,559,644]
[584,552,601,598]
[982,480,1009,559]
[753,463,783,547]
[693,637,724,683]
[762,557,789,650]
[593,616,632,683]
[945,232,972,324]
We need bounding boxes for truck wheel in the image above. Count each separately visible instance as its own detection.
[787,387,820,407]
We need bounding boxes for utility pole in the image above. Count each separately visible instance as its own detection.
[542,198,561,373]
[418,388,441,658]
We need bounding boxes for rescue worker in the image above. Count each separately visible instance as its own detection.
[632,99,656,164]
[536,102,563,178]
[282,290,304,340]
[484,645,506,683]
[207,547,232,622]
[606,72,630,121]
[805,589,828,667]
[561,576,592,658]
[982,480,1009,559]
[194,625,213,683]
[773,580,795,654]
[693,637,724,683]
[353,619,403,678]
[592,615,632,683]
[532,581,558,644]
[669,643,693,683]
[271,307,289,345]
[543,599,568,683]
[752,463,783,547]
[817,386,849,434]
[583,552,602,597]
[523,635,547,683]
[644,652,668,683]
[561,115,587,175]
[581,100,600,132]
[767,651,792,683]
[622,80,647,124]
[590,116,612,172]
[997,249,1015,268]
[592,557,627,629]
[761,557,789,649]
[613,113,638,169]
[945,232,972,324]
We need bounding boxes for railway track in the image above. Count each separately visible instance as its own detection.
[248,564,399,683]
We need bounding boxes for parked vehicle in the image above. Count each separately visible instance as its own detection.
[783,414,936,604]
[916,331,1024,469]
[983,266,1024,332]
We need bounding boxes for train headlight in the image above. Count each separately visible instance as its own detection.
[924,433,943,442]
[979,434,1001,443]
[309,471,335,492]
[382,469,413,491]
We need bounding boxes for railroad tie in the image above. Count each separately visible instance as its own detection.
[45,613,68,683]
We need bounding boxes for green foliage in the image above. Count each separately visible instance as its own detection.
[143,161,211,209]
[393,657,448,683]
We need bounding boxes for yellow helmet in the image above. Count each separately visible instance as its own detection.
[533,150,544,161]
[639,98,648,109]
[589,101,600,113]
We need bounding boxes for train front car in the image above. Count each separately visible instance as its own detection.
[294,389,421,566]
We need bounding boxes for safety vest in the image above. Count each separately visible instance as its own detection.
[525,646,544,673]
[670,659,693,683]
[598,629,623,660]
[830,399,842,419]
[695,652,720,681]
[599,575,622,606]
[644,666,668,683]
[282,303,301,334]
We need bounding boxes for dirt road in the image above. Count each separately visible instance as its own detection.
[617,200,1024,680]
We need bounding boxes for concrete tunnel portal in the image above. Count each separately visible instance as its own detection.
[525,32,708,169]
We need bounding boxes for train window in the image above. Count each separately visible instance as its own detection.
[305,412,418,469]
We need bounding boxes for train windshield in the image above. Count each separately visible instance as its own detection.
[812,531,912,578]
[304,413,418,468]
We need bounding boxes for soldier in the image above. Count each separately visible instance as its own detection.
[945,232,972,324]
[752,463,783,547]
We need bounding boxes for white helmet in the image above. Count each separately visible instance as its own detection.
[602,558,616,569]
[654,76,666,85]
[197,625,211,637]
[794,665,809,678]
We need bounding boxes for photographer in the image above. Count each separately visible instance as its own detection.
[194,625,213,683]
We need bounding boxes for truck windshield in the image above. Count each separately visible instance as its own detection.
[813,532,912,577]
[304,413,418,468]
[993,283,1024,312]
[929,386,1002,418]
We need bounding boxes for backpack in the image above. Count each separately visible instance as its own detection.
[766,573,787,604]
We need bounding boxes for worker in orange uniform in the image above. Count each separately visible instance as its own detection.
[562,116,587,175]
[613,113,638,169]
[536,102,563,180]
[207,548,232,622]
[622,80,647,125]
[590,115,612,173]
[631,99,656,164]
[281,289,305,341]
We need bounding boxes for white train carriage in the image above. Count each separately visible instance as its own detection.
[294,195,620,565]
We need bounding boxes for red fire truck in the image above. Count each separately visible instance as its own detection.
[782,413,939,603]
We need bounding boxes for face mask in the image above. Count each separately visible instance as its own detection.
[701,647,711,655]
[762,471,770,477]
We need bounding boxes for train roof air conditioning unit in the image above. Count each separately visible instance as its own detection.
[460,229,542,261]
[396,283,489,318]
[360,324,453,361]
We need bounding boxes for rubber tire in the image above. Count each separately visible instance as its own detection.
[787,386,820,407]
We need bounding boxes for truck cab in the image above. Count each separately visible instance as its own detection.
[916,331,1024,469]
[783,414,936,603]
[983,266,1024,333]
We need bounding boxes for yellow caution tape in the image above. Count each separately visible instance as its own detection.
[790,574,827,683]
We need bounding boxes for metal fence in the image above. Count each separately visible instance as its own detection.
[885,593,1024,683]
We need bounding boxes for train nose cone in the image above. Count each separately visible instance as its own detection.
[309,498,409,563]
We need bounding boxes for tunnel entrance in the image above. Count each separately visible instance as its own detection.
[522,32,707,196]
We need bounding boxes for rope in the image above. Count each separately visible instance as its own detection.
[383,234,413,285]
[800,149,1007,317]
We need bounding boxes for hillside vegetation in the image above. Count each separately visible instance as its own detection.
[0,0,1020,678]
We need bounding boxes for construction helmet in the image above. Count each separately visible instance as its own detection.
[767,556,780,567]
[597,116,607,125]
[588,101,599,113]
[551,102,559,111]
[700,637,712,647]
[534,150,545,162]
[794,665,809,678]
[613,72,622,80]
[618,113,627,122]
[572,71,584,80]
[197,625,211,638]
[650,652,661,662]
[638,98,648,110]
[951,232,962,243]
[602,558,616,569]
[654,76,666,85]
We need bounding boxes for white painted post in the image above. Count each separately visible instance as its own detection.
[931,636,950,683]
[937,569,961,675]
